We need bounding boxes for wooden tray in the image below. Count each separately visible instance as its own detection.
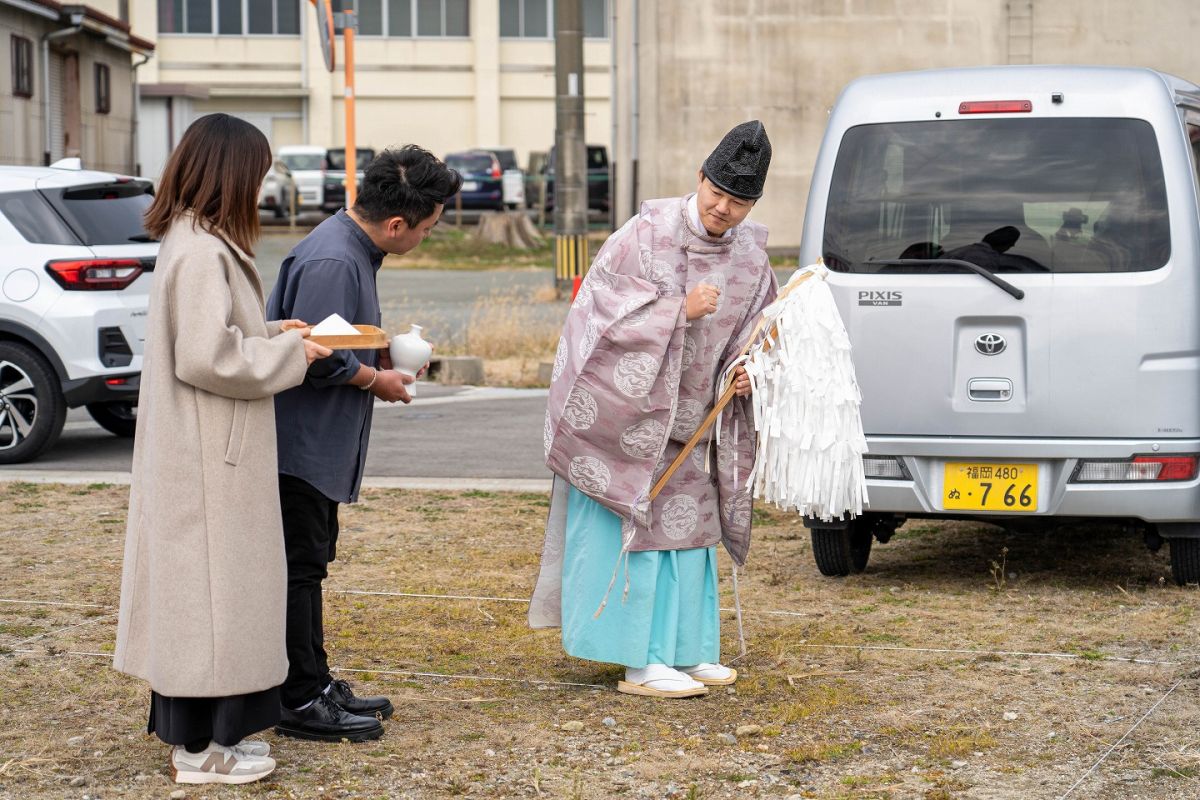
[309,324,389,350]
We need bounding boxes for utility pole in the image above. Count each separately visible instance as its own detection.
[553,0,587,297]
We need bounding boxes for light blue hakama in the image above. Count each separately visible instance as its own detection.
[561,487,720,669]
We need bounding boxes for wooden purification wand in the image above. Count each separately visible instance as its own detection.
[648,268,819,500]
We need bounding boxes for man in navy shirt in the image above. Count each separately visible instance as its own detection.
[266,146,461,742]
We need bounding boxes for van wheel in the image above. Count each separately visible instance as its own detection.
[1168,538,1200,585]
[86,401,137,437]
[0,342,66,464]
[811,522,873,577]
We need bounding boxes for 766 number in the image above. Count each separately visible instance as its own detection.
[979,482,1033,508]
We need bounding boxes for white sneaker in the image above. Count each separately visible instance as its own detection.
[677,663,738,686]
[170,742,276,784]
[234,739,270,757]
[617,664,707,698]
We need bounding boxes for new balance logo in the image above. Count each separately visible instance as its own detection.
[199,752,239,775]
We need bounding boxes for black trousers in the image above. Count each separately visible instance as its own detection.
[279,474,340,709]
[148,687,281,748]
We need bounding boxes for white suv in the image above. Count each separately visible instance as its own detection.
[0,160,157,464]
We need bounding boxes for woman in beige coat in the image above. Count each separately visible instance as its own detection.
[113,113,331,785]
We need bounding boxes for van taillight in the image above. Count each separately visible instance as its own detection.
[45,258,143,290]
[958,100,1033,114]
[1072,455,1198,483]
[491,166,502,178]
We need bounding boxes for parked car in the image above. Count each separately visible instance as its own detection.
[531,144,610,212]
[444,150,505,210]
[321,147,376,212]
[476,147,525,208]
[258,158,297,219]
[0,159,158,463]
[798,65,1200,584]
[524,150,549,209]
[278,145,327,210]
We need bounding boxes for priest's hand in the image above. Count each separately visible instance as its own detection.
[686,283,721,320]
[732,365,752,397]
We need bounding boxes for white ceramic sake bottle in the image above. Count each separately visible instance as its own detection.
[389,324,432,397]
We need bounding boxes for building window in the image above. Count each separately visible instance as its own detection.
[582,0,607,38]
[340,0,465,37]
[500,0,607,39]
[11,36,33,98]
[95,63,111,114]
[158,0,300,35]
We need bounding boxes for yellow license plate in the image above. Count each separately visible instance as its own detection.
[943,463,1038,512]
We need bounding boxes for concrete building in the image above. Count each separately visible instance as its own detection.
[0,0,154,172]
[131,0,613,180]
[610,0,1200,248]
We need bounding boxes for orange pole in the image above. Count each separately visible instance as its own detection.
[343,7,357,208]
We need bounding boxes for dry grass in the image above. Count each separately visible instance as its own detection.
[379,285,564,387]
[384,228,555,271]
[414,288,562,387]
[453,289,561,361]
[3,482,1200,799]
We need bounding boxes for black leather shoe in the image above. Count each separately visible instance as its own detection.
[326,678,394,720]
[275,693,384,742]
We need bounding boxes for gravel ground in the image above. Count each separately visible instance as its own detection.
[2,483,1199,799]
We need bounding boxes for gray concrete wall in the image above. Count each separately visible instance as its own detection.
[613,0,1200,249]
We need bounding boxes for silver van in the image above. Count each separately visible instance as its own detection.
[798,66,1200,584]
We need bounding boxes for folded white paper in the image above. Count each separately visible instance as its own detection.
[310,313,359,336]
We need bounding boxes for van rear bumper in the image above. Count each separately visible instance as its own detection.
[864,436,1200,523]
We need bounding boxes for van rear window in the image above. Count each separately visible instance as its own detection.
[823,118,1169,274]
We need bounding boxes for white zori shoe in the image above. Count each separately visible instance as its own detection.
[677,663,738,686]
[617,664,708,698]
[170,742,276,784]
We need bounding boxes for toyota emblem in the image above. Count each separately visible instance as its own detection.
[975,333,1006,356]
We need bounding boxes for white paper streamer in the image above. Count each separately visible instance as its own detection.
[742,264,868,521]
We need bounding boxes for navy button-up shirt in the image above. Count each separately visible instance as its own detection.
[267,210,385,503]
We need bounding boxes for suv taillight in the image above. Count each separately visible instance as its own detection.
[45,258,144,290]
[1072,455,1198,483]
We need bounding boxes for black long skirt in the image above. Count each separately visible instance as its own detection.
[147,686,281,747]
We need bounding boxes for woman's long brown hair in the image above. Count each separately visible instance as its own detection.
[144,113,272,256]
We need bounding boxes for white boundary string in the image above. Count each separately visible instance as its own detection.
[5,615,114,648]
[1057,678,1185,799]
[328,589,531,603]
[794,643,1179,666]
[0,598,109,609]
[4,591,1184,668]
[333,666,603,689]
[7,648,603,690]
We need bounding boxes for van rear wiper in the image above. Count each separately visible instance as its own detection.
[871,258,1025,300]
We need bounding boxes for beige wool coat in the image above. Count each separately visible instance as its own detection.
[114,214,309,697]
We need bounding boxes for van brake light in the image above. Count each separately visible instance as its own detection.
[1072,455,1198,483]
[958,100,1033,114]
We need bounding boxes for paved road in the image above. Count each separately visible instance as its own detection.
[0,383,551,482]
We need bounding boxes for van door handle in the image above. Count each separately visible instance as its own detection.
[967,378,1013,402]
